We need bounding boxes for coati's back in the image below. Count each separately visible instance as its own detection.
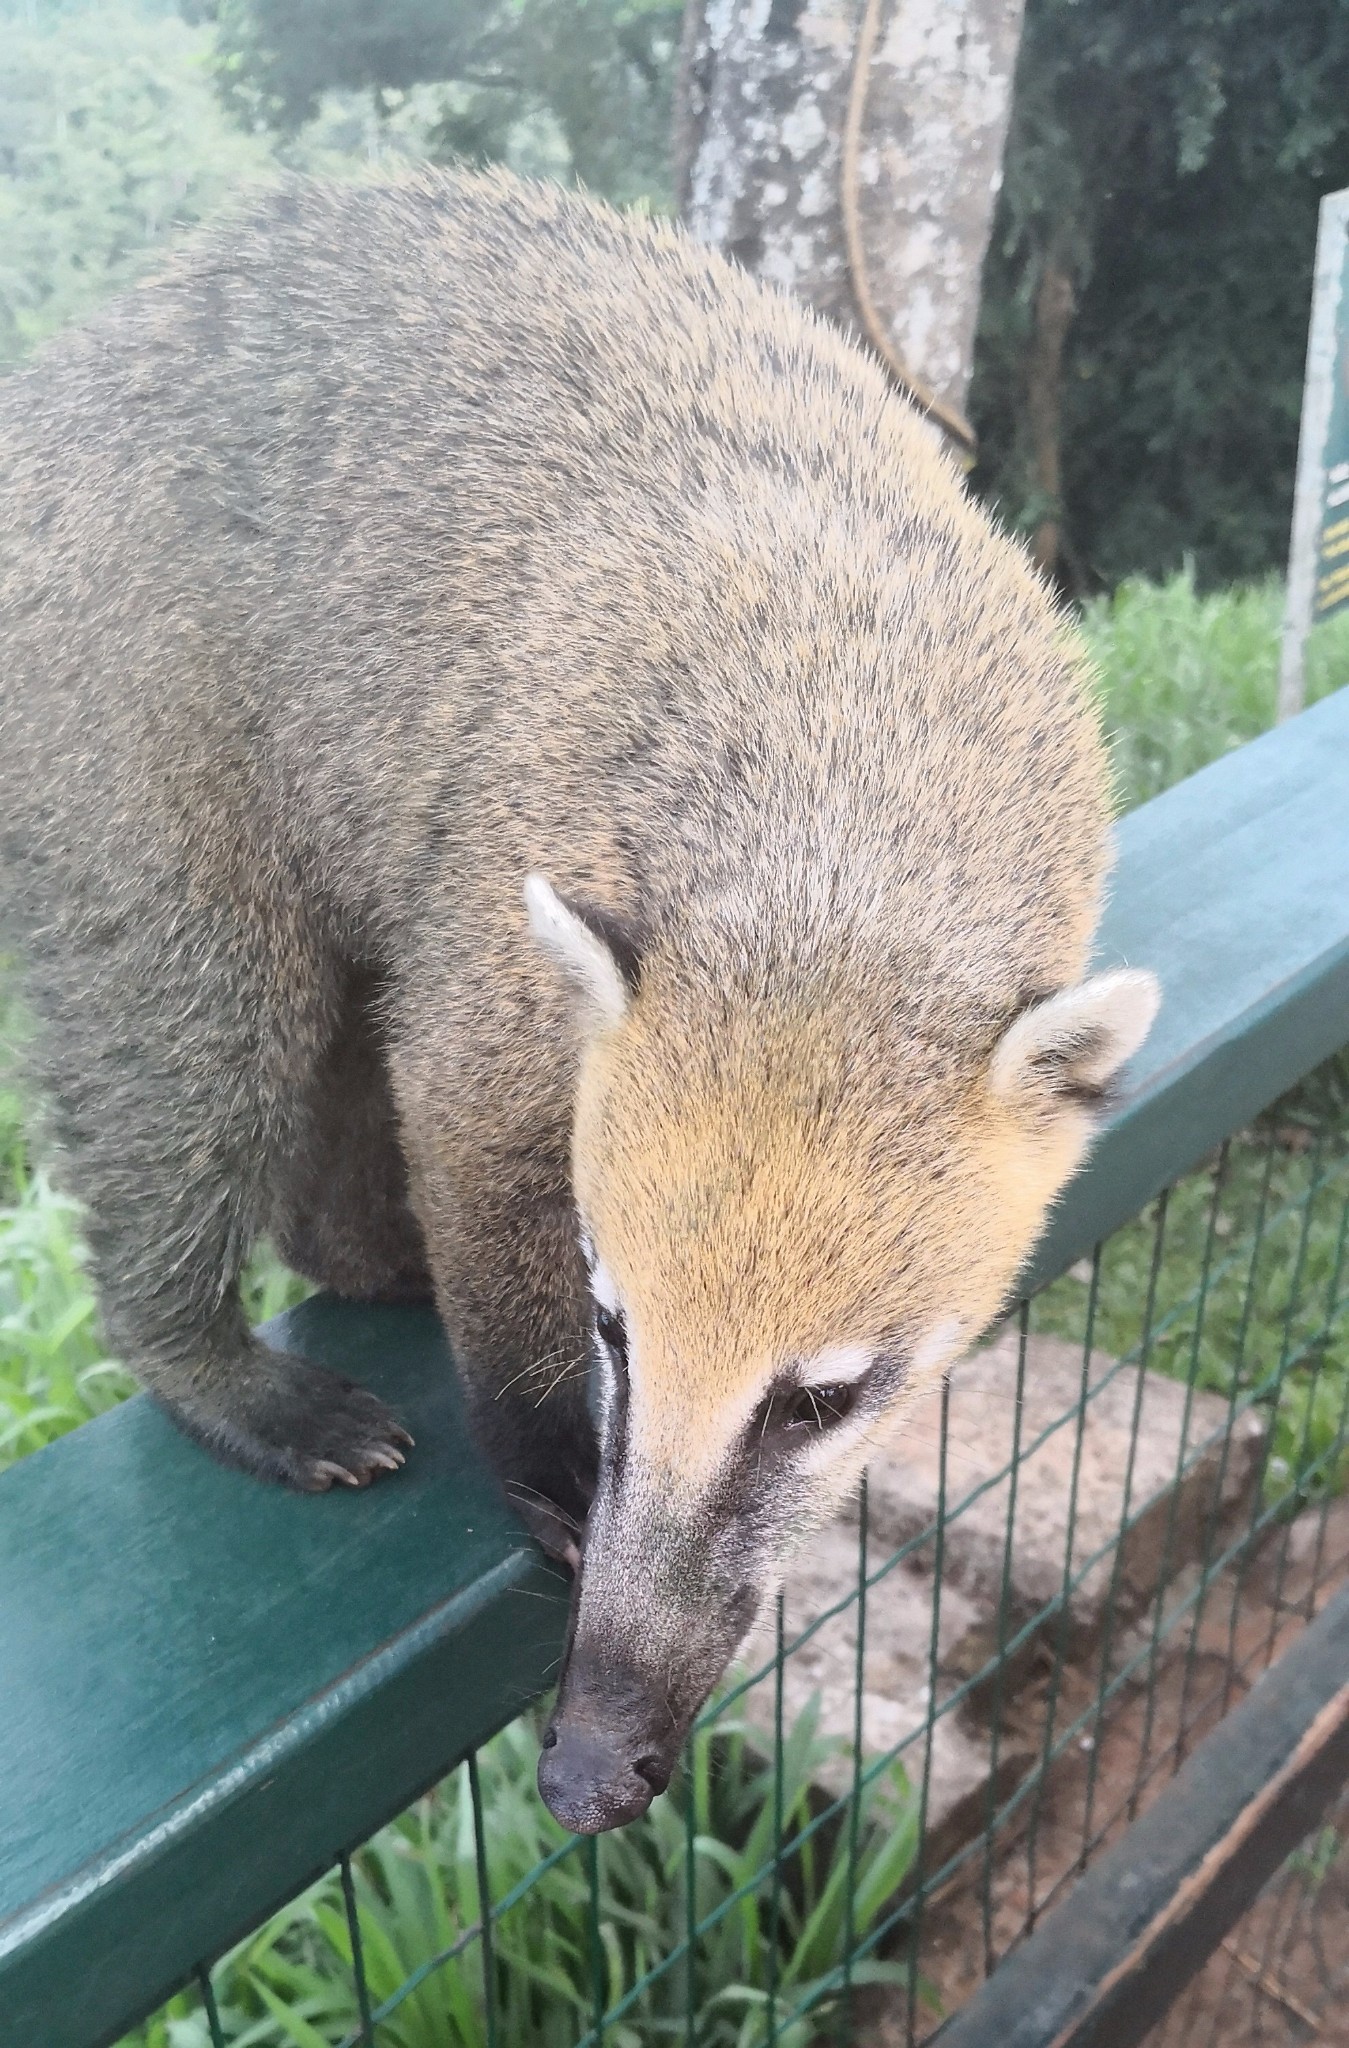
[0,169,1106,1011]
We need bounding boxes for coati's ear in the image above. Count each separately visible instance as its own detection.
[524,875,641,1030]
[990,970,1160,1110]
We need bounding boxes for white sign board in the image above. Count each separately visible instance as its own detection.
[1279,187,1349,720]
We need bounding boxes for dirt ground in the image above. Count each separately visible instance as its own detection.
[856,1500,1349,2046]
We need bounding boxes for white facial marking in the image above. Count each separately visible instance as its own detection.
[588,1258,638,1439]
[590,1257,620,1315]
[908,1317,968,1386]
[797,1342,874,1386]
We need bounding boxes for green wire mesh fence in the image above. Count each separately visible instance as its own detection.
[123,1052,1349,2048]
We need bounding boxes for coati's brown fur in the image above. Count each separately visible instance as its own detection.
[0,169,1157,1831]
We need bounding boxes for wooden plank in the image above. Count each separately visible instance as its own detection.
[0,1297,569,2048]
[0,689,1346,2047]
[1026,683,1349,1291]
[935,1583,1349,2048]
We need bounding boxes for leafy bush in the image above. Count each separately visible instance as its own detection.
[0,0,674,385]
[204,0,681,208]
[968,0,1349,591]
[1081,570,1349,810]
[0,0,274,366]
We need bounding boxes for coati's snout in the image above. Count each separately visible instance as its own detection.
[538,1492,761,1833]
[538,1715,670,1836]
[537,1643,694,1834]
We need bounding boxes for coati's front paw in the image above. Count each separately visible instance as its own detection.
[283,1375,415,1492]
[163,1353,414,1492]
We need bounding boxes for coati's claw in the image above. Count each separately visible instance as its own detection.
[309,1459,362,1489]
[163,1355,415,1493]
[270,1367,415,1491]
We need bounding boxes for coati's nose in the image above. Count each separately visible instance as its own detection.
[537,1721,673,1834]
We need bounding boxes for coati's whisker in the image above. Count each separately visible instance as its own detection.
[504,1481,582,1534]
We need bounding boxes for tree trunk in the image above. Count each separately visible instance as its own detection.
[676,0,1027,450]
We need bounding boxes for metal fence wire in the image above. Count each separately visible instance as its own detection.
[125,1051,1349,2048]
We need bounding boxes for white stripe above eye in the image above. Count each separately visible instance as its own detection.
[908,1318,967,1383]
[798,1342,874,1386]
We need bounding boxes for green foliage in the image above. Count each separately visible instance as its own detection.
[1033,1050,1349,1505]
[202,0,683,207]
[122,1710,918,2047]
[970,0,1349,590]
[0,0,664,380]
[0,1160,133,1466]
[0,0,273,366]
[1080,569,1349,809]
[203,0,495,129]
[0,978,132,1463]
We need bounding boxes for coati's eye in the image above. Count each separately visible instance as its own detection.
[594,1304,628,1369]
[785,1382,855,1432]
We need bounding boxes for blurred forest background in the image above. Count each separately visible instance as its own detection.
[3,0,1349,594]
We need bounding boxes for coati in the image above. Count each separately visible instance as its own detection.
[0,169,1158,1834]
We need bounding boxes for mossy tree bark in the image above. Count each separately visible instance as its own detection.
[675,0,1026,445]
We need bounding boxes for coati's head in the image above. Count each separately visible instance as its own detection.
[524,875,1158,1834]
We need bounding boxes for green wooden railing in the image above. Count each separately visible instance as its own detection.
[2,688,1348,2048]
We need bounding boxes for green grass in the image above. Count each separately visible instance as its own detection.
[1032,1053,1349,1502]
[2,569,1349,2044]
[125,1708,920,2048]
[1081,568,1349,810]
